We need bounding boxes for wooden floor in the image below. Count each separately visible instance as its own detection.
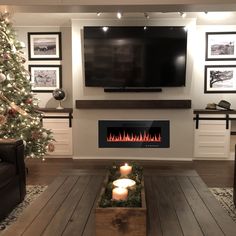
[25,158,235,187]
[3,167,236,236]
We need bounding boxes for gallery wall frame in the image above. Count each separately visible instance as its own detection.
[28,32,62,60]
[206,32,236,61]
[204,65,236,93]
[29,65,62,92]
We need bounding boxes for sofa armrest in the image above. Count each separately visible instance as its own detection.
[0,139,25,174]
[0,139,26,200]
[0,139,24,163]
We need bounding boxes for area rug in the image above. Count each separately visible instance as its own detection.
[0,185,47,231]
[210,188,236,222]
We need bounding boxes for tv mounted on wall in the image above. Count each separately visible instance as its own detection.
[83,26,187,88]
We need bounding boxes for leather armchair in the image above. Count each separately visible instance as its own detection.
[0,139,26,220]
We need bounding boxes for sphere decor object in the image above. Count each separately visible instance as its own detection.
[52,89,66,109]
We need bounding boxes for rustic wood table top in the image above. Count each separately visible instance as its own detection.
[2,169,236,236]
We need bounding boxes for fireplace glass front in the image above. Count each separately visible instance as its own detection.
[99,120,169,148]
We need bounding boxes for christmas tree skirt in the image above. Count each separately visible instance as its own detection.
[0,185,47,231]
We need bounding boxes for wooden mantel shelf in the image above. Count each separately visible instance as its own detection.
[75,100,191,109]
[194,109,236,114]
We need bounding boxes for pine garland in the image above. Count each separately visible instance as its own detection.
[99,162,143,208]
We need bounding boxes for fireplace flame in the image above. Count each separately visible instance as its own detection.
[107,131,161,143]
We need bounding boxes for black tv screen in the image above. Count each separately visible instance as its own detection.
[83,26,187,87]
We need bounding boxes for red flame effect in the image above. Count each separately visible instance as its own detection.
[107,131,161,143]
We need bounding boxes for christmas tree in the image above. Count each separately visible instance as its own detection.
[0,12,54,158]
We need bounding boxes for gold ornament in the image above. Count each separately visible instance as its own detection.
[0,114,6,125]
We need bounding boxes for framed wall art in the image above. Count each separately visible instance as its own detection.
[28,32,62,60]
[206,32,236,60]
[29,65,62,92]
[204,65,236,93]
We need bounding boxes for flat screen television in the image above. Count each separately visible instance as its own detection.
[83,26,187,87]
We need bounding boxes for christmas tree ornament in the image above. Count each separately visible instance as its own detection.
[48,143,55,152]
[25,98,33,104]
[31,131,40,140]
[3,53,10,60]
[0,115,6,125]
[0,72,6,83]
[19,41,26,48]
[8,108,16,116]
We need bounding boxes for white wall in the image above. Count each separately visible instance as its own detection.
[71,18,196,160]
[192,25,236,109]
[15,26,73,108]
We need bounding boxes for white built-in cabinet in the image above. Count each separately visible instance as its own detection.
[39,108,73,157]
[194,110,236,159]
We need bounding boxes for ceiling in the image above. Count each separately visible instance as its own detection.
[1,1,236,27]
[9,12,236,27]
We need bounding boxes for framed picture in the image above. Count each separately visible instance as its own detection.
[28,32,62,60]
[204,65,236,93]
[29,65,62,92]
[206,32,236,60]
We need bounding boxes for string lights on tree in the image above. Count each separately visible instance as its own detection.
[0,12,54,158]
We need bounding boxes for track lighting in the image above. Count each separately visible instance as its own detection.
[179,12,186,18]
[117,12,122,19]
[144,13,149,19]
[102,26,109,32]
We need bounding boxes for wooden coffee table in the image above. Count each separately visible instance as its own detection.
[2,168,236,236]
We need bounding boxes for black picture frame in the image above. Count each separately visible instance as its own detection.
[29,65,62,93]
[28,32,62,60]
[206,32,236,61]
[204,65,236,93]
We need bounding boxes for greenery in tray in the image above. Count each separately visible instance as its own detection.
[99,162,143,208]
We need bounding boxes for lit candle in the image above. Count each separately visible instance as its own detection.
[113,178,136,189]
[112,187,128,201]
[120,163,132,175]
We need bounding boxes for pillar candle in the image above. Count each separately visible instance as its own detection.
[120,163,132,175]
[113,178,136,189]
[112,187,128,201]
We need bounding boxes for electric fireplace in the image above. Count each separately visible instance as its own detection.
[99,120,169,148]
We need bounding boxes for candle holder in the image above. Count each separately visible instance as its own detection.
[96,162,146,236]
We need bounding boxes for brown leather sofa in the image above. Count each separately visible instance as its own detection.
[0,139,26,220]
[234,145,236,206]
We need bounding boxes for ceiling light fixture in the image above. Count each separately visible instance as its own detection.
[117,12,122,19]
[97,12,101,16]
